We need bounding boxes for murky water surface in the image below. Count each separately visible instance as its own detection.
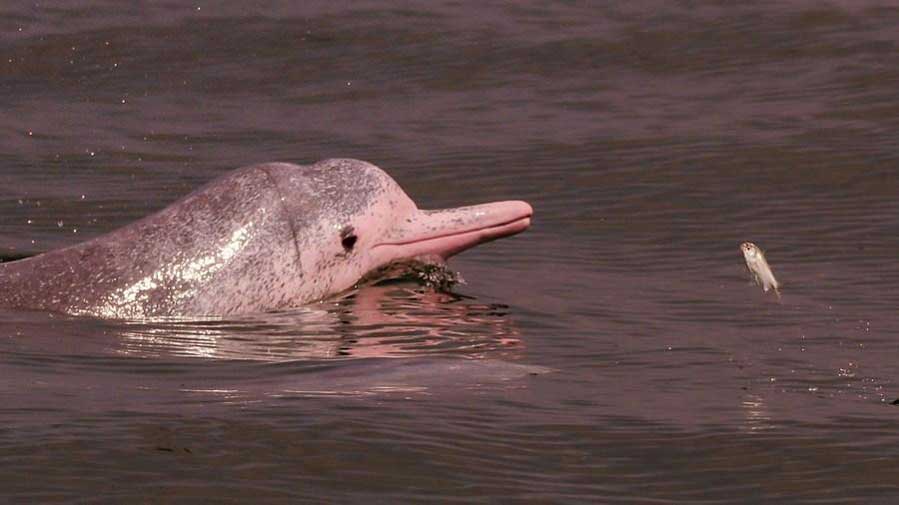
[2,2,899,503]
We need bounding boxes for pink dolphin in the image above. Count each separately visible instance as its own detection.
[0,159,532,319]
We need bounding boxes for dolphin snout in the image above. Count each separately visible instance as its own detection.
[375,200,533,260]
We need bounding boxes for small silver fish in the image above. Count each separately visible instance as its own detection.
[740,242,780,299]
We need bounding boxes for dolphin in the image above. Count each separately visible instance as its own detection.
[0,159,532,319]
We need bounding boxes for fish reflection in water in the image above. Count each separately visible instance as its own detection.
[740,393,773,432]
[116,283,523,362]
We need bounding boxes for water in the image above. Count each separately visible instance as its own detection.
[2,1,899,502]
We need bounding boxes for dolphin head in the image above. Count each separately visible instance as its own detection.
[268,159,532,301]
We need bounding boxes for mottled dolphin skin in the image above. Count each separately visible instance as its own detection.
[0,159,532,319]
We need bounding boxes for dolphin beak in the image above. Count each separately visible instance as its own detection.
[374,200,533,260]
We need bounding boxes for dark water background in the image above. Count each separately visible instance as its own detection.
[2,1,899,503]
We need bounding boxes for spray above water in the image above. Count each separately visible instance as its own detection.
[410,262,465,291]
[356,257,465,293]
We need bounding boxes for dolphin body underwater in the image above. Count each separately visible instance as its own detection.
[0,159,532,319]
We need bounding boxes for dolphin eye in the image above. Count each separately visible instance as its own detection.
[340,226,357,251]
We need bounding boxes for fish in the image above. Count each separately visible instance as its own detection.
[740,242,780,299]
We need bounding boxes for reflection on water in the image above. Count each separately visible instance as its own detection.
[740,393,772,433]
[0,279,544,412]
[116,282,522,361]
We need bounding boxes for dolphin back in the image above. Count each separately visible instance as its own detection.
[0,164,304,318]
